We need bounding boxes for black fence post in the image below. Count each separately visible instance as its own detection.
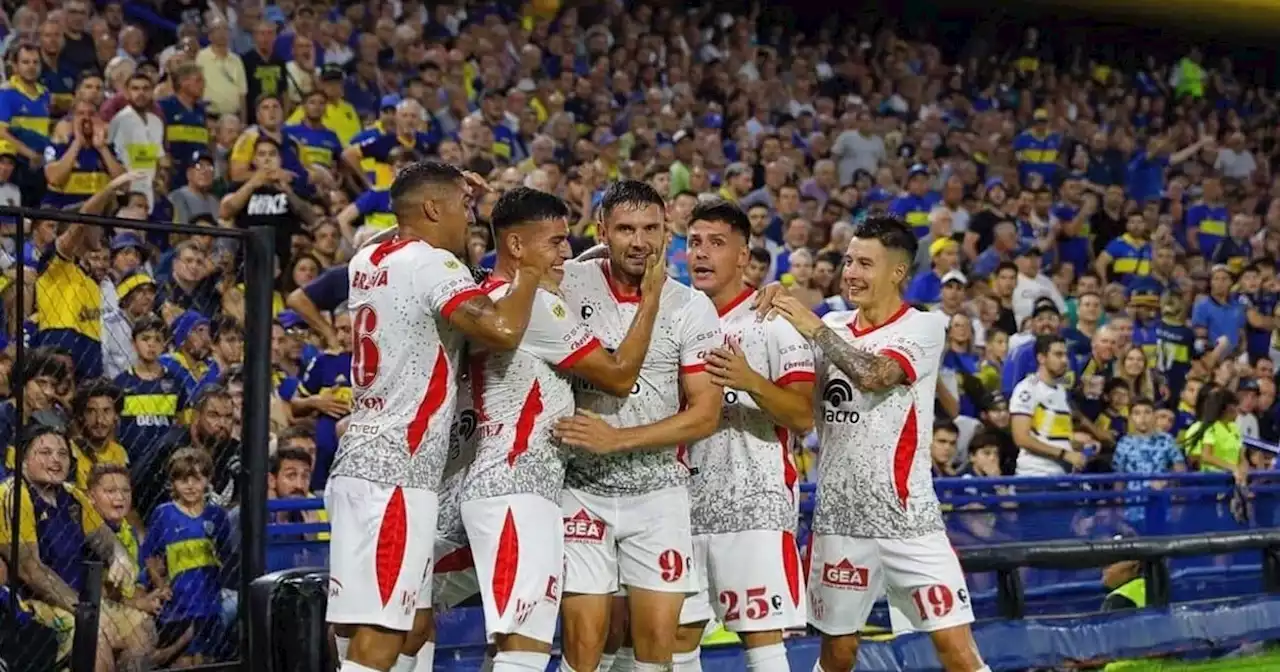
[1142,558,1171,607]
[239,224,275,669]
[996,568,1025,620]
[7,224,25,620]
[71,561,103,672]
[1263,546,1280,593]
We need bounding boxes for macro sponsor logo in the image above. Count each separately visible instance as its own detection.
[822,378,860,423]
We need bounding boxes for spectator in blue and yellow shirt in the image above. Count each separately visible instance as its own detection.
[294,310,351,487]
[0,44,53,168]
[115,315,189,495]
[198,316,244,396]
[68,379,129,491]
[160,310,211,398]
[341,98,436,191]
[1013,108,1061,187]
[1210,214,1255,275]
[1237,263,1277,364]
[285,88,343,177]
[141,448,234,667]
[906,239,961,306]
[888,164,940,238]
[1096,212,1152,284]
[1185,175,1229,256]
[37,19,78,116]
[0,424,158,670]
[43,98,126,209]
[228,95,310,195]
[159,63,210,188]
[478,89,517,161]
[284,65,360,146]
[0,347,69,457]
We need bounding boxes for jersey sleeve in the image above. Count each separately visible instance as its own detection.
[678,291,723,374]
[877,311,946,383]
[768,320,816,387]
[520,291,602,369]
[418,248,485,319]
[1009,380,1036,417]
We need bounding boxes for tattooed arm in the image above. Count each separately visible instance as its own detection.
[813,326,908,392]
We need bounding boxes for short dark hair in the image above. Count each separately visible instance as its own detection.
[389,160,464,218]
[671,190,699,203]
[969,432,1002,453]
[73,378,124,419]
[1131,397,1155,411]
[748,247,771,265]
[933,419,959,436]
[211,315,242,343]
[87,463,130,489]
[490,186,570,231]
[193,384,233,411]
[270,447,313,475]
[995,261,1018,277]
[597,180,665,223]
[277,422,316,448]
[853,216,918,262]
[1034,334,1066,357]
[132,314,168,341]
[689,199,750,241]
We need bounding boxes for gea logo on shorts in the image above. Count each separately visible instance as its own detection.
[822,379,861,423]
[563,509,606,542]
[822,559,869,590]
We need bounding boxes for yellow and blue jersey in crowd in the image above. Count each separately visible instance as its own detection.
[353,130,435,188]
[141,501,233,621]
[0,479,104,594]
[285,100,360,145]
[1173,402,1197,438]
[1096,408,1128,438]
[274,367,301,402]
[1210,237,1251,275]
[112,367,189,460]
[1185,202,1229,255]
[1103,234,1152,282]
[0,76,51,157]
[285,122,343,172]
[38,61,76,114]
[1155,319,1198,400]
[1050,201,1091,274]
[160,351,208,400]
[229,126,310,194]
[299,351,351,489]
[490,122,516,161]
[887,191,940,238]
[1012,129,1061,185]
[352,188,396,230]
[1133,317,1160,372]
[158,95,209,184]
[41,141,117,209]
[34,251,104,380]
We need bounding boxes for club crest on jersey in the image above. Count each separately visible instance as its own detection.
[822,378,860,423]
[822,559,869,590]
[444,259,460,270]
[563,509,606,543]
[551,302,567,319]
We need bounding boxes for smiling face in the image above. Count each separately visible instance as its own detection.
[601,202,665,281]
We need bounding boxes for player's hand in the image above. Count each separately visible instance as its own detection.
[461,170,491,197]
[1063,450,1087,471]
[750,282,787,321]
[641,233,668,297]
[768,293,824,339]
[109,170,149,191]
[705,339,761,393]
[553,410,622,454]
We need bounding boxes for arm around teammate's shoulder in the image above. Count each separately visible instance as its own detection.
[444,248,557,351]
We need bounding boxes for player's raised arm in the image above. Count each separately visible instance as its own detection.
[562,230,666,396]
[771,293,917,392]
[446,261,548,351]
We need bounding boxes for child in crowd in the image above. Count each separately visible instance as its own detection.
[141,448,234,668]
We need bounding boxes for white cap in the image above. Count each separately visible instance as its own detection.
[941,269,968,286]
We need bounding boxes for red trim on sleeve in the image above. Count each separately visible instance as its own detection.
[773,370,816,387]
[557,337,602,370]
[680,363,707,375]
[880,349,917,383]
[441,288,486,319]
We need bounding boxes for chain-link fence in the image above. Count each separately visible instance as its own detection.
[1,204,274,672]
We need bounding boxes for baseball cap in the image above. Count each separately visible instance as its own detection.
[319,64,345,82]
[724,162,750,179]
[672,129,692,144]
[172,310,210,347]
[908,163,930,179]
[110,232,145,254]
[596,131,618,147]
[1033,108,1050,121]
[189,148,213,166]
[984,176,1005,191]
[380,94,403,110]
[981,391,1007,412]
[941,269,967,286]
[277,310,308,331]
[1032,297,1061,317]
[1017,244,1043,258]
[930,238,958,259]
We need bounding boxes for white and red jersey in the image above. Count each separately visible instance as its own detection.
[330,237,483,491]
[437,367,480,548]
[461,278,601,504]
[688,288,815,536]
[813,304,947,539]
[558,258,722,496]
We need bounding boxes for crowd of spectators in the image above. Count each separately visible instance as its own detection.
[0,0,1278,668]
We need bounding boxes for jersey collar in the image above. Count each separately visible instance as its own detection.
[716,286,755,317]
[601,261,641,304]
[848,301,910,337]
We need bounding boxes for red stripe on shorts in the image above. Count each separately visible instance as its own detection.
[782,530,802,608]
[492,508,520,617]
[375,487,408,607]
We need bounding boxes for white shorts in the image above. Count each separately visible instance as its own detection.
[325,477,439,631]
[805,531,973,636]
[431,538,479,611]
[561,486,696,594]
[680,530,807,632]
[462,494,564,643]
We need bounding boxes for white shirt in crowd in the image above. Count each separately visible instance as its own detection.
[1012,272,1067,327]
[108,105,165,208]
[831,129,885,185]
[1009,374,1075,476]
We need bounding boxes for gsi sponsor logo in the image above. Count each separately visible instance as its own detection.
[563,509,606,543]
[821,559,870,590]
